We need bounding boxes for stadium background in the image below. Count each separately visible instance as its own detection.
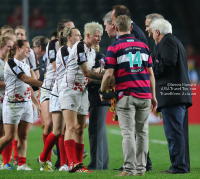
[0,0,200,124]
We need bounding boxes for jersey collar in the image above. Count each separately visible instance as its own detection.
[118,34,135,40]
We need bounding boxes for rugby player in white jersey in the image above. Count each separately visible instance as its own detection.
[10,26,40,166]
[39,19,74,166]
[59,22,103,173]
[0,40,42,170]
[38,26,82,171]
[0,36,14,169]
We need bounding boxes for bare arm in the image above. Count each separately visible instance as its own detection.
[30,69,37,79]
[88,67,102,84]
[100,68,114,92]
[148,67,157,111]
[34,70,40,80]
[19,73,43,87]
[31,87,41,116]
[31,87,39,106]
[0,81,5,88]
[79,62,102,80]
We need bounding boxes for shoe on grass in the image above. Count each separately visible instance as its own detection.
[68,162,82,173]
[3,163,13,170]
[43,161,53,172]
[59,164,68,171]
[114,170,133,176]
[17,164,33,170]
[76,167,93,173]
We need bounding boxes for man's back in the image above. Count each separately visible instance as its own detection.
[105,34,153,100]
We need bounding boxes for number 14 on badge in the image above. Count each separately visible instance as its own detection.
[126,52,142,67]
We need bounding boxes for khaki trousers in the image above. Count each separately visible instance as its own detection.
[116,95,151,175]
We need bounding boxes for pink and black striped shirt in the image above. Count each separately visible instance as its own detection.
[105,34,153,100]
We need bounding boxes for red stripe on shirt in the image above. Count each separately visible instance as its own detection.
[116,80,150,90]
[109,41,150,52]
[106,57,116,65]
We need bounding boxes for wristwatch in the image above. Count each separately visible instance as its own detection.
[98,89,104,94]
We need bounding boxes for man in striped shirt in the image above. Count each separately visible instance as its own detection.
[99,15,157,176]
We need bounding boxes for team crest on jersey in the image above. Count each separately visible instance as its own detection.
[79,52,86,62]
[63,56,69,63]
[12,66,22,74]
[49,50,55,59]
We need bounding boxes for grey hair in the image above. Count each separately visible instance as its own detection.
[150,19,172,35]
[102,11,112,25]
[146,13,164,22]
[32,36,49,50]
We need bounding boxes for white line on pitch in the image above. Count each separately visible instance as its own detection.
[109,129,121,135]
[151,139,167,145]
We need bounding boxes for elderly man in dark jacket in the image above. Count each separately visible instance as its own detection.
[150,18,192,174]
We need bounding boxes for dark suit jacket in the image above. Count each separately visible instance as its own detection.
[153,33,192,111]
[131,22,148,46]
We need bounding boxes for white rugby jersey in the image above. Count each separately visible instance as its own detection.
[60,40,96,92]
[51,45,71,96]
[4,58,31,102]
[42,39,59,90]
[0,58,5,103]
[24,48,38,71]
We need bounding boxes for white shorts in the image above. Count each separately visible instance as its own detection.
[3,100,33,125]
[50,94,61,112]
[40,88,51,104]
[59,88,88,115]
[0,103,2,121]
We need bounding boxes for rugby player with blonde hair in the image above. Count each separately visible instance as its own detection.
[58,22,103,173]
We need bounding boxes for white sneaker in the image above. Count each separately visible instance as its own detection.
[59,164,68,171]
[42,161,53,172]
[40,166,44,171]
[37,156,52,171]
[17,164,33,170]
[47,161,52,167]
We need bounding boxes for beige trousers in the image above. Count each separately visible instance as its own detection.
[116,95,151,175]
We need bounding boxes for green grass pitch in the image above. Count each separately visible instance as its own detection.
[0,125,200,179]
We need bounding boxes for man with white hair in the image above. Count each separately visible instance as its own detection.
[150,19,192,174]
[145,13,164,38]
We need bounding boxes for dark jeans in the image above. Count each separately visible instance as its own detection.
[88,106,109,170]
[161,105,188,173]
